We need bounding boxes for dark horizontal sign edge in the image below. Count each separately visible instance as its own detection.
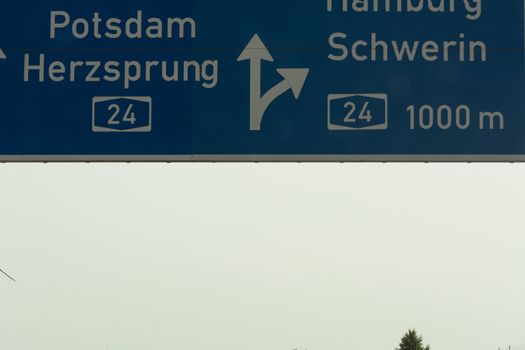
[1,155,525,163]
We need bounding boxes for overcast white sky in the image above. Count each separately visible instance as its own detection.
[0,164,524,350]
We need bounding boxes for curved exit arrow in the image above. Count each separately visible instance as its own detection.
[238,35,309,131]
[260,68,310,110]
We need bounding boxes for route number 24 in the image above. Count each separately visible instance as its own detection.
[344,101,373,123]
[107,104,137,125]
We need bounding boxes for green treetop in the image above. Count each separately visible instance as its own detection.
[396,329,430,350]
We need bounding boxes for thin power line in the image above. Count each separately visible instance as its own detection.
[0,268,15,282]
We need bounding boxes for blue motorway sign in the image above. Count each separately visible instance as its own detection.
[0,0,524,161]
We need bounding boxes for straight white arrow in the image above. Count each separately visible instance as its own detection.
[238,35,274,131]
[0,49,6,59]
[238,35,309,131]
